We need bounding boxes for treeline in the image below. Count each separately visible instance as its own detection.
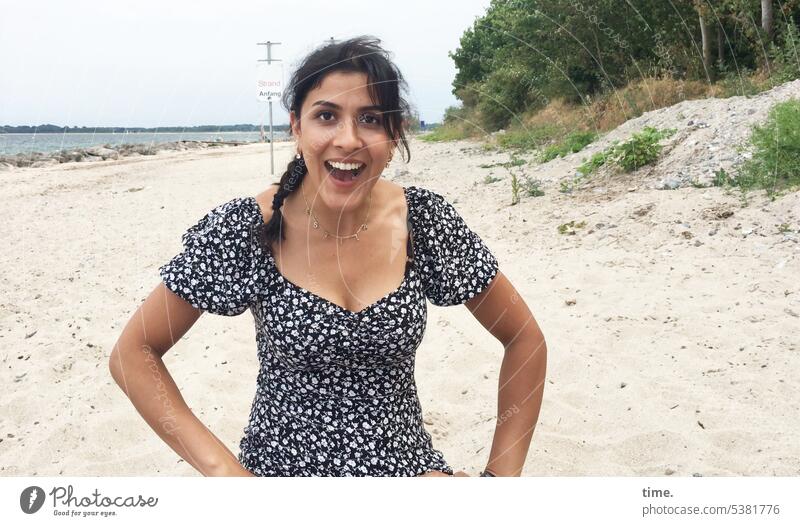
[0,124,291,134]
[448,0,800,130]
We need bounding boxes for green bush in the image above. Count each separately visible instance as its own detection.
[442,105,469,126]
[419,126,472,142]
[573,126,674,178]
[736,99,800,197]
[539,130,598,162]
[476,65,536,130]
[767,18,800,85]
[522,177,545,197]
[613,126,676,171]
[479,156,525,169]
[717,62,762,98]
[711,168,735,187]
[557,220,587,235]
[577,151,610,176]
[496,124,562,151]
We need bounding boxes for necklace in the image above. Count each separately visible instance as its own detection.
[300,183,371,243]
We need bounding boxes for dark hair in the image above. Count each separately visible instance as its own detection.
[255,35,412,249]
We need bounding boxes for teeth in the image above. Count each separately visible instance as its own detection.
[328,160,364,171]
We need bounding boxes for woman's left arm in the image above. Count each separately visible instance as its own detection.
[464,270,548,477]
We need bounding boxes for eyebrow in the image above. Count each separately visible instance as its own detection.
[310,100,382,112]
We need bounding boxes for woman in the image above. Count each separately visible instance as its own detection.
[109,36,547,477]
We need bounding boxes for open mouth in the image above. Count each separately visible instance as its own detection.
[324,160,366,182]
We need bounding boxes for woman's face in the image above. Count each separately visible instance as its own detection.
[290,71,396,211]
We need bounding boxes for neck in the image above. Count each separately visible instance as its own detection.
[285,180,372,237]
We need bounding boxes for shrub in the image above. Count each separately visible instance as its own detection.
[767,18,800,86]
[577,150,610,176]
[419,125,472,142]
[736,99,800,198]
[612,126,676,172]
[539,130,598,162]
[711,168,735,187]
[522,177,545,197]
[496,124,562,151]
[476,65,536,130]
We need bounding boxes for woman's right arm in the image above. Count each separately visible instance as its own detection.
[108,282,254,476]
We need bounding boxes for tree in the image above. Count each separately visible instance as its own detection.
[762,0,774,39]
[694,0,715,81]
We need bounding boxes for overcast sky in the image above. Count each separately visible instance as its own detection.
[0,0,491,127]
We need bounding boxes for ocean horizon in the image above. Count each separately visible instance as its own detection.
[0,131,291,156]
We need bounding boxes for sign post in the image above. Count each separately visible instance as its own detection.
[256,41,283,175]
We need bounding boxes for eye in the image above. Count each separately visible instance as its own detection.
[316,111,335,122]
[359,113,381,125]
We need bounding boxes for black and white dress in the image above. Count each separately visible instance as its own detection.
[159,185,499,476]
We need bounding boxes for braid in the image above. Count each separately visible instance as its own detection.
[255,155,308,250]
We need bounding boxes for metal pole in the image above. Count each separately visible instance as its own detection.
[257,40,282,176]
[267,42,274,176]
[269,101,274,175]
[267,44,275,175]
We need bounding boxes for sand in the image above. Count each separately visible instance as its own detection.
[1,131,798,476]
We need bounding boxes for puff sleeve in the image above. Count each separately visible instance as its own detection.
[158,198,258,316]
[412,188,499,307]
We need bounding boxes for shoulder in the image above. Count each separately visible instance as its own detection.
[405,185,463,229]
[405,185,455,213]
[253,184,280,225]
[404,184,441,205]
[181,196,263,247]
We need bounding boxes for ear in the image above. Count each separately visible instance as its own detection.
[289,110,301,137]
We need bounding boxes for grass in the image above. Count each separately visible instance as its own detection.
[495,124,562,151]
[613,126,676,171]
[419,126,473,142]
[511,172,520,205]
[430,70,783,154]
[522,177,545,197]
[492,152,545,203]
[738,99,800,197]
[557,126,676,194]
[575,126,675,177]
[712,99,800,203]
[711,168,735,187]
[577,150,611,176]
[483,174,503,184]
[557,220,587,235]
[539,130,598,162]
[479,157,526,169]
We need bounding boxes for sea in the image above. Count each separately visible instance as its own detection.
[0,131,290,156]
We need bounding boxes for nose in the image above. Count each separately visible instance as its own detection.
[332,116,364,153]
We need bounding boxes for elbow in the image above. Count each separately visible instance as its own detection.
[108,346,124,389]
[108,339,163,392]
[504,326,547,356]
[108,341,140,391]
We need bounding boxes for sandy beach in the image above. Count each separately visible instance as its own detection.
[1,124,799,476]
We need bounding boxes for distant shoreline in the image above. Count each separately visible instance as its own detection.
[0,138,290,170]
[0,131,289,134]
[0,125,291,134]
[0,130,291,157]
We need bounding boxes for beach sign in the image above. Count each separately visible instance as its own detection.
[257,62,283,101]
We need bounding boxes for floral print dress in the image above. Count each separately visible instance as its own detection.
[159,185,499,476]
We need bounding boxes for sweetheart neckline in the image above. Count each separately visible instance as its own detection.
[247,186,416,316]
